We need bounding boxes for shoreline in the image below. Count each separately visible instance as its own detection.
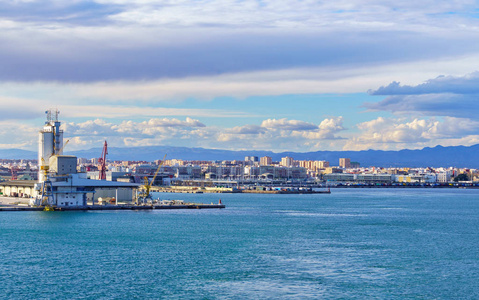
[153,184,478,194]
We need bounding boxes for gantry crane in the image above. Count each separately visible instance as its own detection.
[138,154,167,204]
[36,157,55,210]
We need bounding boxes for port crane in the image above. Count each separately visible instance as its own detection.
[138,154,167,204]
[36,158,55,210]
[98,141,108,180]
[10,166,18,180]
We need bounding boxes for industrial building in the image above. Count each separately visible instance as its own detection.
[0,180,37,198]
[1,109,139,207]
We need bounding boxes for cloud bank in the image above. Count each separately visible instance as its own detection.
[370,72,479,95]
[344,116,479,150]
[4,113,478,153]
[0,1,478,82]
[366,72,479,120]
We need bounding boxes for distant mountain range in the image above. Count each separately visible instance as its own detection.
[2,144,478,168]
[0,149,40,160]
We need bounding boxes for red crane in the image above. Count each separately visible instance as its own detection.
[98,140,108,180]
[11,166,18,180]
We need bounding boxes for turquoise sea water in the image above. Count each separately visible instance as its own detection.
[1,188,479,299]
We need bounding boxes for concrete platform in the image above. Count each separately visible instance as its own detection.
[0,203,225,211]
[0,195,225,211]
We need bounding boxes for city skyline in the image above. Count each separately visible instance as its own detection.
[1,1,479,152]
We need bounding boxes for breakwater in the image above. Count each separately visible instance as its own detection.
[153,186,331,194]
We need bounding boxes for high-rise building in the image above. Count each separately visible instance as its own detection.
[260,156,272,166]
[298,160,312,169]
[77,158,89,165]
[244,156,259,165]
[350,161,360,168]
[280,156,294,167]
[315,160,329,169]
[339,158,351,168]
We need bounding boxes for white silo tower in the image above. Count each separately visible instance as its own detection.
[38,109,64,182]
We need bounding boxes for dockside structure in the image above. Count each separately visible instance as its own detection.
[1,110,139,207]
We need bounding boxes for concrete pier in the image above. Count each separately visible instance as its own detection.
[0,204,225,211]
[0,196,225,211]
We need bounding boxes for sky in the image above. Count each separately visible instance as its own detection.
[1,0,479,153]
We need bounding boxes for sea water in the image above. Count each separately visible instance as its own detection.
[1,188,478,299]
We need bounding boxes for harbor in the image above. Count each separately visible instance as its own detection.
[0,110,226,212]
[152,186,331,194]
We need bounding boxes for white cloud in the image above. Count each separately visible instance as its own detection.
[59,117,216,150]
[64,117,206,137]
[260,118,317,131]
[318,117,345,135]
[2,114,478,152]
[344,116,479,150]
[0,121,39,149]
[226,125,266,135]
[216,117,346,151]
[56,116,347,151]
[93,0,479,32]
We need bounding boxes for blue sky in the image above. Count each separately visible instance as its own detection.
[1,0,479,152]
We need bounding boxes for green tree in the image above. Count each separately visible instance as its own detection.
[453,173,469,182]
